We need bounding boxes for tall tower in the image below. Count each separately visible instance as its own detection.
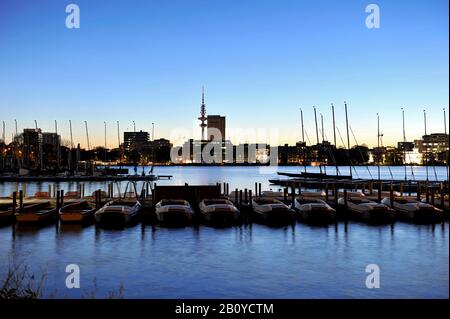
[198,86,207,140]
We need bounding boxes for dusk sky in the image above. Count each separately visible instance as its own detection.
[0,0,448,148]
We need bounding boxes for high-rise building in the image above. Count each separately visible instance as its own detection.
[123,130,149,151]
[207,115,225,141]
[42,132,60,147]
[418,133,449,164]
[22,128,42,167]
[397,141,414,152]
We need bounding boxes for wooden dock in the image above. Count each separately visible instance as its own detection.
[0,174,172,182]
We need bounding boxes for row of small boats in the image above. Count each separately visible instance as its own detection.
[153,191,445,226]
[0,191,446,228]
[0,199,142,228]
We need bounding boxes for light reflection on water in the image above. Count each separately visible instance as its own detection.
[1,221,448,299]
[1,165,448,197]
[0,166,448,298]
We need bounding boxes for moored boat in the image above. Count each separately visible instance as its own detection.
[338,197,394,224]
[95,199,142,227]
[293,197,336,224]
[251,197,295,225]
[155,199,194,225]
[0,203,16,224]
[15,201,57,224]
[59,200,96,224]
[199,198,240,225]
[382,197,444,223]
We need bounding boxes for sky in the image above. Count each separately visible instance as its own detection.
[0,0,448,148]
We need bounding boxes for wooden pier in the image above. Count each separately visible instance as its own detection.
[1,180,448,227]
[0,174,172,182]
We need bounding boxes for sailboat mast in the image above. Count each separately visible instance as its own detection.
[300,108,306,174]
[313,106,319,144]
[443,107,447,135]
[443,107,449,184]
[313,106,322,175]
[117,121,120,148]
[377,113,381,181]
[320,113,327,174]
[300,108,305,143]
[423,109,428,181]
[402,108,407,180]
[320,113,324,142]
[331,103,339,175]
[85,120,90,151]
[117,120,122,165]
[69,120,74,149]
[55,120,61,170]
[1,121,4,144]
[344,102,352,178]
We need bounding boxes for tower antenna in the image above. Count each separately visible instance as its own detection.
[198,86,207,140]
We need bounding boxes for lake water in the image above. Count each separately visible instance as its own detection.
[0,166,448,298]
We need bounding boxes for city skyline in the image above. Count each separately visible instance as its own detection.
[0,0,448,148]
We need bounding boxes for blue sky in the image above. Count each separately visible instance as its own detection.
[0,0,448,148]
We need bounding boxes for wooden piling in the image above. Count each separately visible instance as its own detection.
[343,189,348,210]
[12,191,17,215]
[239,190,243,208]
[368,181,373,195]
[377,182,382,203]
[283,188,287,201]
[417,181,421,201]
[325,183,329,203]
[334,183,338,206]
[425,184,430,203]
[408,180,412,197]
[389,184,394,208]
[291,184,295,207]
[98,189,102,207]
[249,190,253,208]
[244,189,248,203]
[60,190,64,209]
[441,183,445,209]
[95,190,99,210]
[255,182,258,197]
[19,190,23,209]
[258,183,262,196]
[400,183,404,197]
[235,188,238,204]
[56,190,60,210]
[430,187,435,206]
[298,182,302,196]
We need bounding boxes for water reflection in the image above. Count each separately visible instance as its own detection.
[0,166,448,298]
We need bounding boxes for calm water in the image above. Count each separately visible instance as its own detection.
[0,166,448,299]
